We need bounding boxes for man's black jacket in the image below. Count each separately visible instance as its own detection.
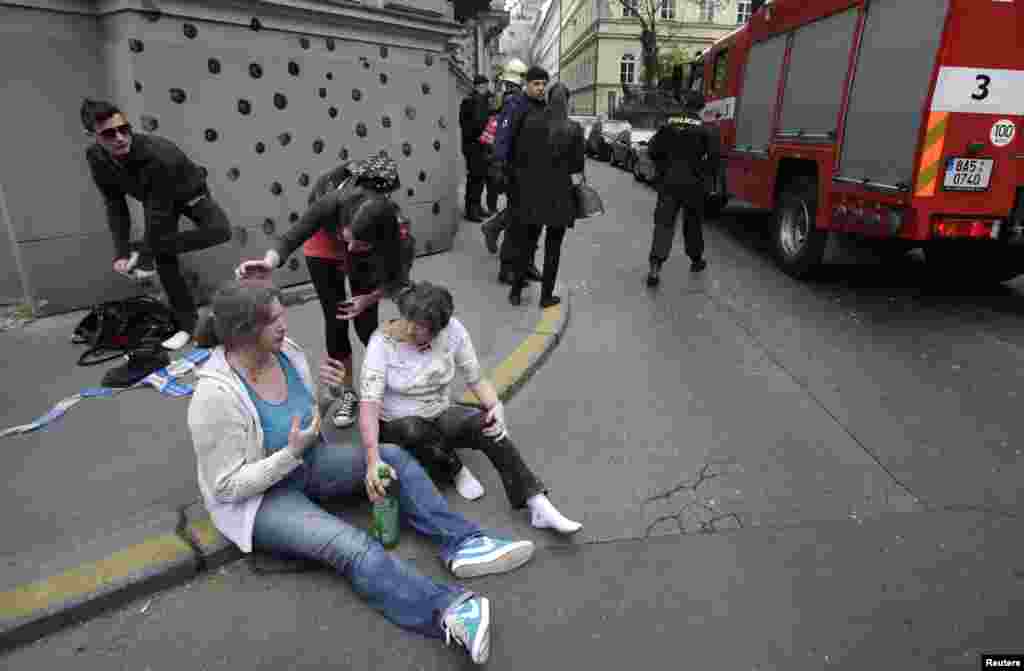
[459,92,492,151]
[647,118,721,193]
[86,134,208,260]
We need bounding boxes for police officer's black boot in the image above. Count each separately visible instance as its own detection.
[646,260,663,287]
[690,258,707,273]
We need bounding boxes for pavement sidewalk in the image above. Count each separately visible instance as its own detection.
[0,211,568,653]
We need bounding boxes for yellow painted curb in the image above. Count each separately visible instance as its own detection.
[0,533,193,620]
[460,302,564,405]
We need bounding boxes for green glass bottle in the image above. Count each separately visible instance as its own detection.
[372,464,400,549]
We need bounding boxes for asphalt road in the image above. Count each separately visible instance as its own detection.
[5,158,1023,669]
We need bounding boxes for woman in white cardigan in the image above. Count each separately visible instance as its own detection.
[187,279,537,665]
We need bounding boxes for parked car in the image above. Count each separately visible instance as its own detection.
[569,115,599,145]
[632,139,658,183]
[588,120,632,161]
[609,128,657,173]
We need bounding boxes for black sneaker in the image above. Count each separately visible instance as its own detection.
[646,261,662,287]
[102,348,170,388]
[690,259,707,273]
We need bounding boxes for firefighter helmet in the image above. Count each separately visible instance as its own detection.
[500,58,528,86]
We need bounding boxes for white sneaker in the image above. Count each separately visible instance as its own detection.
[161,330,192,351]
[331,388,359,428]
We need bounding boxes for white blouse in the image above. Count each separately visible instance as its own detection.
[360,317,483,422]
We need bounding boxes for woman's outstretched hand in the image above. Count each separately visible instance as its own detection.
[235,250,281,281]
[286,411,321,459]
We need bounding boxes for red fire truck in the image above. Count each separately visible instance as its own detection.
[693,0,1023,280]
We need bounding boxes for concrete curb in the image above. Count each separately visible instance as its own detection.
[0,287,570,654]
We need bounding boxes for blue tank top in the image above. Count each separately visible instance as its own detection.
[237,352,314,455]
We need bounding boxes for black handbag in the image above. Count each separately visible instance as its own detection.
[573,175,605,219]
[73,296,179,366]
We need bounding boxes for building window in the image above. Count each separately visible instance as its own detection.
[608,91,618,115]
[620,54,636,84]
[659,0,674,19]
[737,0,752,23]
[621,0,639,18]
[699,0,715,22]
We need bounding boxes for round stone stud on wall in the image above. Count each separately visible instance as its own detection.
[326,72,334,80]
[300,37,311,49]
[432,202,440,215]
[407,188,414,198]
[326,37,335,51]
[380,45,389,58]
[433,139,441,151]
[134,81,143,93]
[205,129,219,142]
[250,17,262,31]
[288,61,300,76]
[319,88,328,99]
[289,212,300,223]
[404,105,416,120]
[381,116,391,129]
[170,88,187,104]
[418,170,426,182]
[255,141,266,154]
[379,73,388,86]
[328,106,339,118]
[355,122,368,138]
[298,173,310,187]
[438,116,447,129]
[129,39,144,53]
[183,23,198,39]
[424,53,434,66]
[313,138,325,154]
[274,93,288,110]
[238,99,252,115]
[140,115,159,132]
[402,142,412,157]
[208,58,221,74]
[249,63,263,79]
[263,218,276,236]
[339,147,349,160]
[421,82,431,95]
[270,182,283,196]
[227,167,241,181]
[352,89,362,101]
[278,132,292,146]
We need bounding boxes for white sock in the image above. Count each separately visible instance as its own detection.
[526,494,582,534]
[454,466,485,501]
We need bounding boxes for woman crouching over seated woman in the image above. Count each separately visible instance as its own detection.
[348,280,582,534]
[187,279,538,665]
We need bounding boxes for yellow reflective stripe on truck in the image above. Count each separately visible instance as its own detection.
[915,112,950,197]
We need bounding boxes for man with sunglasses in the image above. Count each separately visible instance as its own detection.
[81,98,231,343]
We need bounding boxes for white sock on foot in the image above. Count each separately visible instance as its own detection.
[526,494,582,534]
[454,466,485,501]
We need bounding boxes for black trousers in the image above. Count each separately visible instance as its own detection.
[379,405,546,509]
[143,193,231,333]
[650,188,705,265]
[305,256,378,362]
[540,225,567,299]
[499,184,541,274]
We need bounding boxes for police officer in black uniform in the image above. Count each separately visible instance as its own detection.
[645,91,720,287]
[459,75,494,223]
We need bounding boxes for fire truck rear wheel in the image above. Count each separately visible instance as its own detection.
[774,179,826,279]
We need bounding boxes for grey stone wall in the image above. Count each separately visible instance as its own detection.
[0,0,462,315]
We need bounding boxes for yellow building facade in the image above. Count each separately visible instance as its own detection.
[560,0,748,117]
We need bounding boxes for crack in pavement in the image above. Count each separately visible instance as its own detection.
[644,459,746,537]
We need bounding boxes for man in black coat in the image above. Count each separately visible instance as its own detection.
[645,93,720,287]
[492,66,550,288]
[82,98,231,337]
[459,76,494,223]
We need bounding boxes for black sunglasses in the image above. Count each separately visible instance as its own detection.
[98,123,133,140]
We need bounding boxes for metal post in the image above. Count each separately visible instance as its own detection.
[0,181,35,312]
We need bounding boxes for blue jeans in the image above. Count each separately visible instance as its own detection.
[252,442,482,638]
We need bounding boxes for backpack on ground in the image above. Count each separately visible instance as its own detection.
[73,296,179,366]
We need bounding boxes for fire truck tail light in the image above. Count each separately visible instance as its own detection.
[933,218,1002,239]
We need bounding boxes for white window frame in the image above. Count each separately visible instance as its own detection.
[699,0,715,22]
[620,54,636,84]
[737,0,752,23]
[659,0,674,20]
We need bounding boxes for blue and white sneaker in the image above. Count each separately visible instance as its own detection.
[449,536,535,579]
[443,597,491,664]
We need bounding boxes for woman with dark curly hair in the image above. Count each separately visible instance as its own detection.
[339,281,582,534]
[236,155,414,432]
